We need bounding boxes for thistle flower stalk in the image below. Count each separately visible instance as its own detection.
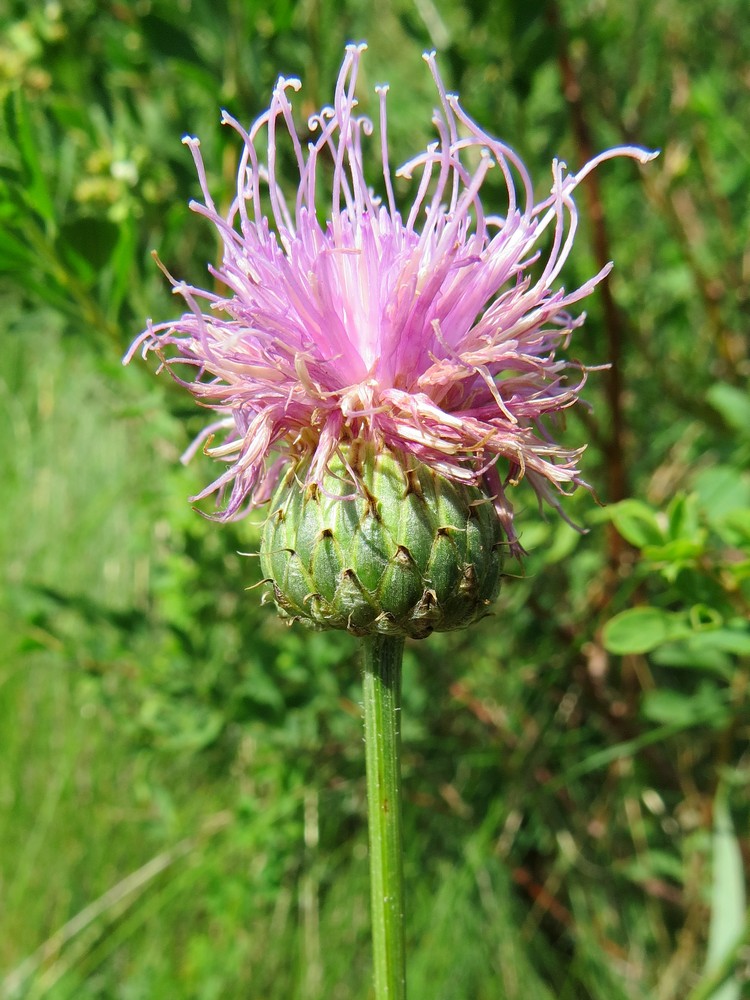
[362,635,406,1000]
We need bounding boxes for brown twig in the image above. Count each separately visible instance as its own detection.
[547,1,632,568]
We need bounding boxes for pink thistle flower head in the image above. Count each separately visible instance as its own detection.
[126,44,656,557]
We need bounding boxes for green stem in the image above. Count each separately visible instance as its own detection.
[362,634,407,1000]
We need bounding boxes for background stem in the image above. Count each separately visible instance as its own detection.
[362,634,407,1000]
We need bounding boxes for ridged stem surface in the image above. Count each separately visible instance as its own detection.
[362,634,407,1000]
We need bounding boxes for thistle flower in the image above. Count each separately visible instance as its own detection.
[126,44,655,613]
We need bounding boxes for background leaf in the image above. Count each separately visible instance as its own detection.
[602,606,690,654]
[705,787,746,1000]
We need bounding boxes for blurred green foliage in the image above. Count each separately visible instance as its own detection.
[1,0,748,998]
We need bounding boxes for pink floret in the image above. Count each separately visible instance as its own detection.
[125,43,656,554]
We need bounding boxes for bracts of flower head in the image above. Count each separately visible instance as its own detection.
[125,43,657,558]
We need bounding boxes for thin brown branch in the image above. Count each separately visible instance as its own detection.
[547,1,630,517]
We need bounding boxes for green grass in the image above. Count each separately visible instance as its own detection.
[1,0,749,997]
[0,324,737,995]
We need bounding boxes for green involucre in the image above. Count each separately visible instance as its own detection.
[260,446,503,638]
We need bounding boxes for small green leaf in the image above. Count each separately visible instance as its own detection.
[602,607,689,654]
[702,626,750,655]
[689,605,723,631]
[651,645,732,677]
[705,787,746,1000]
[667,493,701,541]
[642,537,706,565]
[693,467,750,529]
[650,626,750,678]
[717,508,750,548]
[600,499,665,549]
[707,383,750,437]
[641,685,730,728]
